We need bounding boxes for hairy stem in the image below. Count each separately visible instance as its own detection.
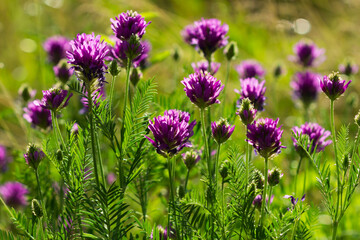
[260,156,269,227]
[167,156,179,239]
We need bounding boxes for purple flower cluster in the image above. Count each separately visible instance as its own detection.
[145,110,196,157]
[191,61,221,75]
[291,71,321,107]
[182,18,228,58]
[43,36,71,65]
[67,33,109,82]
[182,72,224,109]
[339,62,358,76]
[53,61,74,83]
[211,119,235,144]
[110,38,145,66]
[0,145,12,172]
[289,41,325,68]
[23,100,52,129]
[40,88,72,112]
[0,182,28,208]
[24,144,45,170]
[320,72,351,101]
[235,78,266,111]
[111,11,150,40]
[235,60,265,79]
[247,118,285,159]
[292,122,332,154]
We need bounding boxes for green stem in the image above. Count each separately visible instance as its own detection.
[109,75,117,110]
[295,156,303,195]
[167,156,179,239]
[303,158,307,194]
[36,169,48,239]
[215,143,221,191]
[51,111,61,150]
[119,59,132,190]
[245,126,250,190]
[96,131,105,186]
[260,157,269,227]
[268,186,273,212]
[184,169,190,192]
[221,60,231,115]
[332,221,338,240]
[221,180,226,240]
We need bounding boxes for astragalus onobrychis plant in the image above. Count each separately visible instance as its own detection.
[1,8,360,240]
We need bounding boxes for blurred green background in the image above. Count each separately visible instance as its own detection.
[1,0,360,238]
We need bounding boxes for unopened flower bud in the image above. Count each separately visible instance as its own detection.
[24,144,45,170]
[268,167,283,186]
[31,199,43,218]
[219,160,229,179]
[342,153,350,171]
[273,64,283,79]
[130,67,142,86]
[223,41,238,61]
[18,84,36,102]
[182,150,201,170]
[252,195,262,209]
[173,46,181,62]
[56,149,63,161]
[211,118,235,144]
[109,60,120,77]
[237,98,257,125]
[177,185,185,199]
[253,170,264,190]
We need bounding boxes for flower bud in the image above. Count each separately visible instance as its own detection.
[130,67,142,86]
[355,110,360,127]
[273,64,283,79]
[177,185,185,199]
[342,153,350,171]
[182,150,201,170]
[56,149,63,161]
[253,170,264,190]
[219,160,230,179]
[172,46,181,62]
[223,41,238,61]
[268,167,283,187]
[18,84,36,102]
[31,199,43,218]
[24,144,45,170]
[109,60,120,77]
[211,118,235,144]
[237,98,257,125]
[252,194,262,209]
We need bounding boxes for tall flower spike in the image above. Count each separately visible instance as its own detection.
[182,18,228,58]
[237,98,257,126]
[292,122,332,154]
[0,182,28,208]
[320,72,351,101]
[191,61,221,75]
[23,100,52,129]
[24,144,45,170]
[40,88,72,112]
[291,71,321,107]
[235,60,265,79]
[247,118,286,159]
[211,118,235,144]
[235,77,266,111]
[182,72,224,109]
[289,41,325,68]
[67,33,108,83]
[43,36,71,65]
[145,110,196,157]
[111,11,150,40]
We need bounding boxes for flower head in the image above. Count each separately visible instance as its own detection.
[284,194,306,209]
[182,18,228,58]
[191,61,221,75]
[0,145,12,172]
[182,149,201,170]
[23,100,52,129]
[211,118,235,144]
[40,88,72,112]
[71,123,80,135]
[133,40,151,69]
[107,173,116,185]
[110,37,144,66]
[289,41,325,67]
[252,194,274,209]
[268,168,283,187]
[43,36,71,65]
[292,122,332,154]
[291,71,321,107]
[111,11,150,40]
[53,60,74,83]
[320,72,351,101]
[67,33,108,82]
[235,78,266,111]
[145,110,196,157]
[247,118,285,159]
[339,62,359,76]
[0,182,28,208]
[24,144,45,170]
[182,72,224,109]
[235,60,265,79]
[236,98,257,125]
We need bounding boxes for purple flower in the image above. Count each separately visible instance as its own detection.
[235,78,266,111]
[24,144,45,170]
[236,98,257,126]
[0,145,12,172]
[110,38,144,66]
[339,62,359,76]
[80,86,105,114]
[111,11,150,40]
[43,36,71,65]
[182,149,201,170]
[292,122,332,154]
[67,33,108,83]
[320,72,351,101]
[71,123,79,135]
[23,100,52,129]
[211,119,235,144]
[40,88,72,112]
[284,194,306,209]
[252,194,274,209]
[182,72,224,109]
[107,173,116,185]
[53,61,74,83]
[182,18,228,58]
[247,118,286,159]
[145,110,196,157]
[191,61,221,75]
[133,40,151,69]
[0,182,28,208]
[235,60,265,79]
[291,71,321,107]
[289,41,325,68]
